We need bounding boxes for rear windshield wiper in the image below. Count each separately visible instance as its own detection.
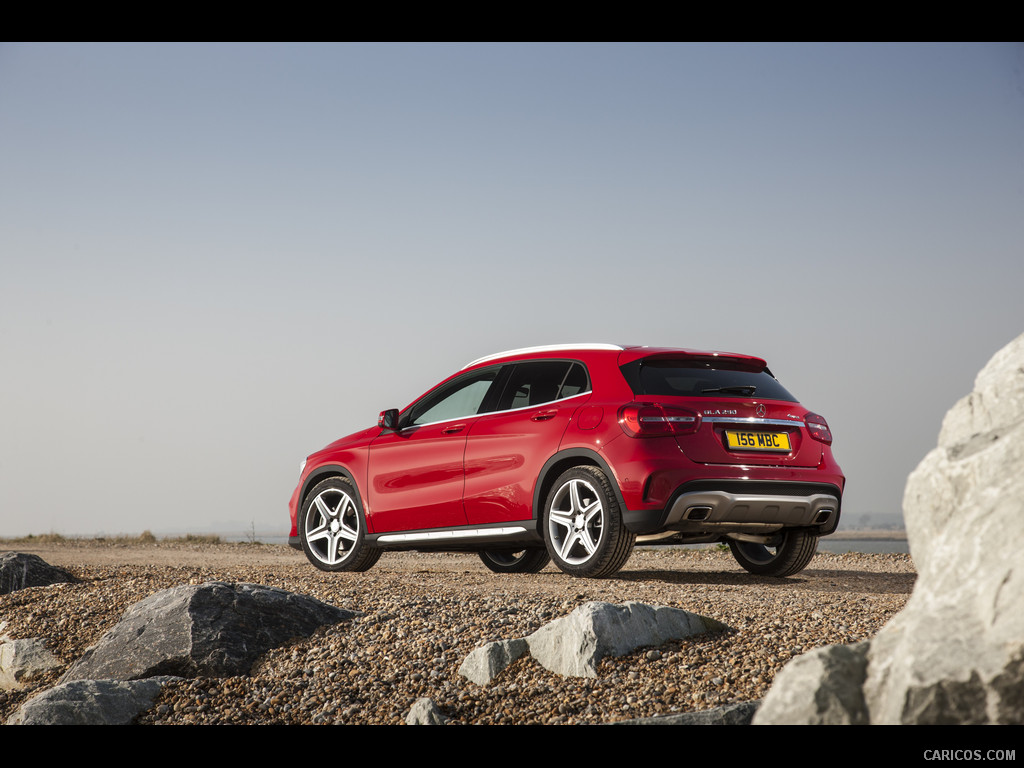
[701,385,757,395]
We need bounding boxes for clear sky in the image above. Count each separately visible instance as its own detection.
[2,42,1022,538]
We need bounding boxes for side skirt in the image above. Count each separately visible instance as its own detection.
[366,521,543,552]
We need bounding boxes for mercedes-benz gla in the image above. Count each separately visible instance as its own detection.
[288,344,844,578]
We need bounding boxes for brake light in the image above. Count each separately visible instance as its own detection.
[804,412,833,445]
[619,404,700,437]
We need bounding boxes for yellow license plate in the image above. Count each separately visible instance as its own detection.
[725,431,791,452]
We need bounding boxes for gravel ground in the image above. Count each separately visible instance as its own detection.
[0,541,915,725]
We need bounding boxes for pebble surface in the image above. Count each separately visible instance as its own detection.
[0,542,915,725]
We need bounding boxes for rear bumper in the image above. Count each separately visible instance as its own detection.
[623,480,842,536]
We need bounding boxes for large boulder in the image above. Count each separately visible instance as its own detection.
[527,601,727,678]
[864,333,1024,724]
[753,643,869,724]
[0,636,62,690]
[756,333,1024,725]
[61,581,354,682]
[0,553,74,595]
[7,678,173,725]
[458,601,727,684]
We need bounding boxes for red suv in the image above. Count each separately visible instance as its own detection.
[288,344,844,578]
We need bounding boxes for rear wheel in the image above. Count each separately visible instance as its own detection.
[300,477,381,572]
[728,530,818,577]
[543,466,635,578]
[478,549,550,574]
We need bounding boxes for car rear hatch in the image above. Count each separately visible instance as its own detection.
[617,353,823,468]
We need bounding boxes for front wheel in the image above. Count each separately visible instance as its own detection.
[300,477,381,572]
[728,530,818,577]
[543,466,635,578]
[478,549,550,574]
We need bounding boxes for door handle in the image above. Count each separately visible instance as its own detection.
[442,423,467,434]
[531,410,558,422]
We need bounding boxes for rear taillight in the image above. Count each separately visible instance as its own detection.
[805,412,833,445]
[619,403,700,437]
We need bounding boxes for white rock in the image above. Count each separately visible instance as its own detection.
[752,643,869,725]
[864,332,1024,724]
[0,637,61,690]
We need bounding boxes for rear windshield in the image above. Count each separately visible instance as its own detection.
[620,359,797,402]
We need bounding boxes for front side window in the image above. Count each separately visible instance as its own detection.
[406,369,499,426]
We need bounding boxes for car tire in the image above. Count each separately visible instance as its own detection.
[300,477,381,572]
[728,530,818,577]
[478,549,551,574]
[543,466,635,578]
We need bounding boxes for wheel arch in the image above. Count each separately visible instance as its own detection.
[532,449,627,521]
[299,464,363,514]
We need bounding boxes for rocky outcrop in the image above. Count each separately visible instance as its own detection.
[0,553,74,595]
[864,332,1024,724]
[61,581,354,682]
[756,332,1024,725]
[0,635,61,690]
[459,601,728,684]
[7,678,174,725]
[752,643,869,725]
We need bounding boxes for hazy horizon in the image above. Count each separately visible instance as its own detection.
[2,43,1022,539]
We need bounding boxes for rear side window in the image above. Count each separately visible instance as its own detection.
[499,361,590,410]
[620,359,797,402]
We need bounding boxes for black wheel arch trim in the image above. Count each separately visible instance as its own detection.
[292,467,361,550]
[299,464,363,513]
[532,448,645,529]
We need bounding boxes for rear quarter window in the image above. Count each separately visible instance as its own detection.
[499,361,590,410]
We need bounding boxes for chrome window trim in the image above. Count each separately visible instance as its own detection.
[402,391,592,430]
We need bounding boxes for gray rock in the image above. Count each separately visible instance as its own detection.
[616,701,759,725]
[457,601,726,686]
[526,601,728,678]
[7,677,175,725]
[0,552,74,595]
[61,581,354,682]
[458,638,529,686]
[864,332,1024,724]
[752,642,869,724]
[0,637,62,690]
[757,333,1024,725]
[406,697,449,725]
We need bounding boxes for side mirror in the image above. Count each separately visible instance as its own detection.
[378,409,400,430]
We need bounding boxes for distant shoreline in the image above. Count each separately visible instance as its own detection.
[829,529,907,541]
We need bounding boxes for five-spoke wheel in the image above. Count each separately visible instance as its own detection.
[544,466,634,578]
[300,477,381,572]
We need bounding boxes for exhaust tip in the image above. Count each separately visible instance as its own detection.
[684,505,713,521]
[814,508,834,525]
